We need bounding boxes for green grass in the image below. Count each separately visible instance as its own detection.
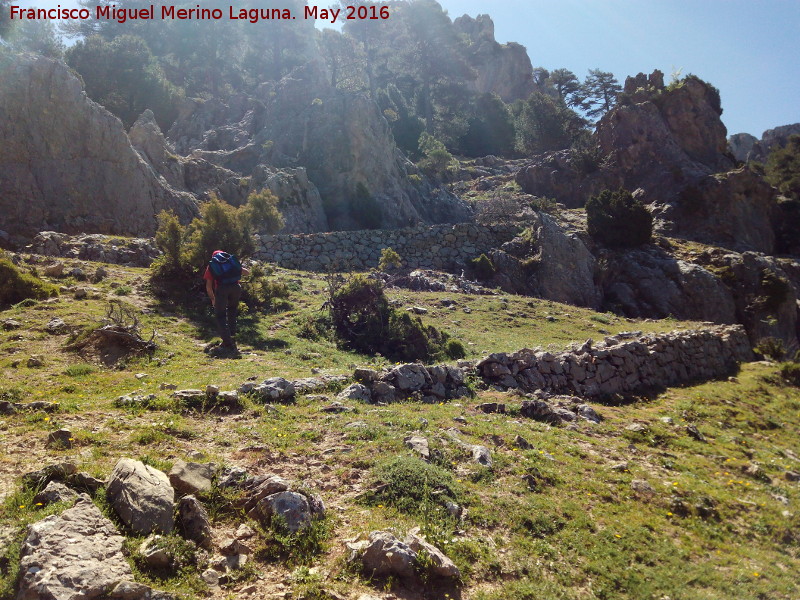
[0,258,798,599]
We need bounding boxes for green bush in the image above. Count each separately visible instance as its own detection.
[418,132,455,179]
[328,274,463,362]
[780,362,800,386]
[0,257,59,306]
[755,269,791,314]
[349,182,383,230]
[586,188,653,248]
[378,247,402,272]
[241,262,291,311]
[470,253,496,281]
[754,337,786,361]
[151,192,284,298]
[369,455,460,515]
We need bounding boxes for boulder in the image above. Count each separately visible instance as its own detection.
[404,435,430,461]
[246,490,320,533]
[516,72,778,254]
[106,458,174,535]
[168,460,215,496]
[177,495,213,549]
[337,383,372,403]
[32,481,78,506]
[15,495,133,600]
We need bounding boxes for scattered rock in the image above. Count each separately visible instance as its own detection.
[1,319,21,330]
[321,402,352,413]
[139,535,172,569]
[630,479,656,497]
[106,458,174,535]
[407,306,428,314]
[168,459,215,496]
[686,424,706,442]
[26,355,44,368]
[353,529,460,584]
[514,434,533,450]
[626,423,649,433]
[115,393,156,408]
[337,383,372,403]
[476,402,505,414]
[472,445,493,467]
[177,495,212,549]
[43,262,65,277]
[45,317,68,334]
[16,495,133,600]
[235,524,256,540]
[32,481,78,506]
[247,490,322,533]
[22,462,77,489]
[786,471,800,482]
[244,377,296,403]
[404,435,430,461]
[46,428,73,449]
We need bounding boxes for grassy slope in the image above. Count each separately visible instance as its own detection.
[0,260,798,600]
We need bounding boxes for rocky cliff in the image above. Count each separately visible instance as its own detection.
[167,63,472,231]
[0,53,198,242]
[516,72,778,253]
[453,14,535,103]
[728,123,800,163]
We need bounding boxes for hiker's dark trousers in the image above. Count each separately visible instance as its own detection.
[214,283,242,344]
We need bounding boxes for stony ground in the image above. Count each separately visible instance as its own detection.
[1,258,799,600]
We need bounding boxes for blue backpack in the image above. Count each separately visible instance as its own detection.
[208,252,242,285]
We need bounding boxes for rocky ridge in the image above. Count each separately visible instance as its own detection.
[516,71,778,254]
[0,54,198,244]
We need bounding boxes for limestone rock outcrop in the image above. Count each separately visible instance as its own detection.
[453,14,535,102]
[599,247,738,323]
[106,458,175,535]
[516,72,778,253]
[167,63,472,231]
[488,212,601,308]
[0,54,198,242]
[729,123,800,163]
[15,495,133,600]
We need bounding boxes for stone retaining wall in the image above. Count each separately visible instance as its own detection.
[24,231,159,267]
[341,325,752,403]
[253,223,519,272]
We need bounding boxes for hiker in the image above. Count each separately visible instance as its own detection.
[204,250,250,351]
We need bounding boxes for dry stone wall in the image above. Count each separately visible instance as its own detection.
[253,223,518,272]
[346,325,752,403]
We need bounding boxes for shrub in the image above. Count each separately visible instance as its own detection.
[754,337,786,361]
[349,182,383,230]
[0,257,59,306]
[755,269,791,314]
[780,362,800,386]
[328,274,463,362]
[586,188,653,248]
[241,262,291,311]
[378,247,402,272]
[470,253,496,281]
[418,132,455,179]
[369,455,460,515]
[151,192,283,295]
[152,210,186,279]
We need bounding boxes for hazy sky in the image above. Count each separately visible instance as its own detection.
[19,0,800,136]
[438,0,800,136]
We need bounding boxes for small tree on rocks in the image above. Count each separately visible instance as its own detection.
[586,188,653,248]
